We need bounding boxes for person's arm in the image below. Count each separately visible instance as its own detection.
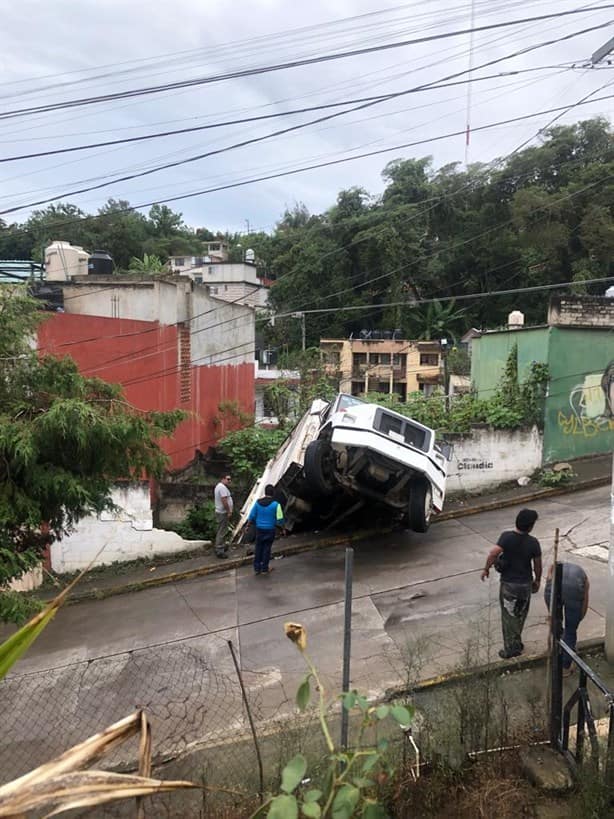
[221,488,231,515]
[275,502,285,528]
[582,577,590,619]
[532,556,542,593]
[248,503,257,523]
[481,545,503,581]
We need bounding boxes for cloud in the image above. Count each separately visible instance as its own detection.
[0,0,611,232]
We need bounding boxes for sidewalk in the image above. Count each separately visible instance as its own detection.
[42,453,611,605]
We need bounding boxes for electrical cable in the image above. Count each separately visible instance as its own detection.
[1,6,611,122]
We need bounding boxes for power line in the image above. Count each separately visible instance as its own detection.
[1,6,612,122]
[0,65,573,164]
[2,66,612,219]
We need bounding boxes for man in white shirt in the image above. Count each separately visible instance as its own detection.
[213,474,233,558]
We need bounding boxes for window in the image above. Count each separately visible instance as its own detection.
[392,353,407,367]
[369,353,379,365]
[174,257,185,267]
[352,353,367,366]
[193,256,204,266]
[377,382,389,393]
[351,382,365,396]
[374,409,430,451]
[379,353,391,365]
[209,243,221,251]
[324,351,340,365]
[420,353,439,366]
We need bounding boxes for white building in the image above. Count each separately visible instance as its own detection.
[168,255,270,309]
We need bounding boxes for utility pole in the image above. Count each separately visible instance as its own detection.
[606,452,614,662]
[245,219,251,235]
[291,312,306,351]
[592,35,614,65]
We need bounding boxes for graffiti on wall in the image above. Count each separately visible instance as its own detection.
[558,360,614,438]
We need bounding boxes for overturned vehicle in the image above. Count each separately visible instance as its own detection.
[235,394,452,538]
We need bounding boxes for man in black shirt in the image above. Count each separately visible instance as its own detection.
[481,509,542,659]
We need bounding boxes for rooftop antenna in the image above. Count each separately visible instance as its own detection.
[464,0,477,167]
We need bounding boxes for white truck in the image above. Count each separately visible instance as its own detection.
[235,394,452,538]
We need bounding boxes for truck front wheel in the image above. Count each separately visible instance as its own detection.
[408,479,433,533]
[304,439,336,495]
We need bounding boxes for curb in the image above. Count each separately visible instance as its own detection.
[384,636,606,699]
[61,474,610,605]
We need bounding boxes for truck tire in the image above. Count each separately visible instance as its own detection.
[408,479,433,533]
[304,439,336,495]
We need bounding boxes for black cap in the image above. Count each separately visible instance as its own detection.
[516,508,538,532]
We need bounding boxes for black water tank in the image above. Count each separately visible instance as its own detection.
[393,328,403,340]
[372,330,382,340]
[382,329,393,340]
[88,250,114,276]
[359,329,371,339]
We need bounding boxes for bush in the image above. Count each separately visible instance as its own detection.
[176,500,217,540]
[218,426,287,481]
[537,469,574,488]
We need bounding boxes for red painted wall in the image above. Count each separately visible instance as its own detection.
[38,313,254,469]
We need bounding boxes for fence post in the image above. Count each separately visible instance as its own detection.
[549,561,564,749]
[227,640,264,803]
[340,547,354,750]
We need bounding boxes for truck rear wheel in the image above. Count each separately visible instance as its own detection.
[304,439,336,495]
[408,479,432,533]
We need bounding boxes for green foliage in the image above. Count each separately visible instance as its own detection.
[262,622,413,819]
[218,427,287,481]
[175,500,217,541]
[364,349,548,435]
[537,468,575,488]
[127,253,166,273]
[446,347,471,376]
[0,291,185,623]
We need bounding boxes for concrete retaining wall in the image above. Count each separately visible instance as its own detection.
[446,425,543,494]
[50,484,202,573]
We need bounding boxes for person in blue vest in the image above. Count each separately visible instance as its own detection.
[248,484,285,575]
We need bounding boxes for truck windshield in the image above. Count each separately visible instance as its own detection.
[374,409,430,452]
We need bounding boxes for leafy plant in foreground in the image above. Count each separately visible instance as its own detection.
[252,623,412,818]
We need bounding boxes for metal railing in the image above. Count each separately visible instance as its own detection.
[549,562,614,777]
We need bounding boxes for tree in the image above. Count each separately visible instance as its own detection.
[405,300,467,342]
[0,289,184,623]
[128,253,166,273]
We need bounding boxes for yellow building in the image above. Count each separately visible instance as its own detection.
[320,335,442,399]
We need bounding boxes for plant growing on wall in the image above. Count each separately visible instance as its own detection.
[0,290,185,623]
[218,427,288,482]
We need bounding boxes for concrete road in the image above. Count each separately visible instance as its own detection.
[0,485,610,779]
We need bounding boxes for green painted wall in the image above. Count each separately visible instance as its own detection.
[471,327,550,400]
[543,327,614,462]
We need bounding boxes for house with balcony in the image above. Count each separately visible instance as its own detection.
[320,333,443,399]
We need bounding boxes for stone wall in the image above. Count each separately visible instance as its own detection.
[446,425,543,494]
[548,295,614,328]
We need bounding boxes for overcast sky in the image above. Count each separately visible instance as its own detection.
[0,0,612,233]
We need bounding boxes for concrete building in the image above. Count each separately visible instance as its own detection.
[38,270,255,471]
[320,335,443,398]
[471,296,614,463]
[168,255,269,309]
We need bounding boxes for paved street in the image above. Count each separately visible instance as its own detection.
[0,485,610,779]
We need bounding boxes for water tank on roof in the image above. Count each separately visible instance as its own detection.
[245,248,256,263]
[382,329,393,340]
[372,330,382,340]
[88,250,113,276]
[359,329,371,339]
[393,328,403,340]
[606,286,614,298]
[508,310,525,329]
[44,241,89,281]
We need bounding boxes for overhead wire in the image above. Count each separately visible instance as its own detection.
[1,5,612,123]
[2,19,611,218]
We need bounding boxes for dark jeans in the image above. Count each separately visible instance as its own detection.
[500,581,531,655]
[562,602,584,669]
[254,529,275,573]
